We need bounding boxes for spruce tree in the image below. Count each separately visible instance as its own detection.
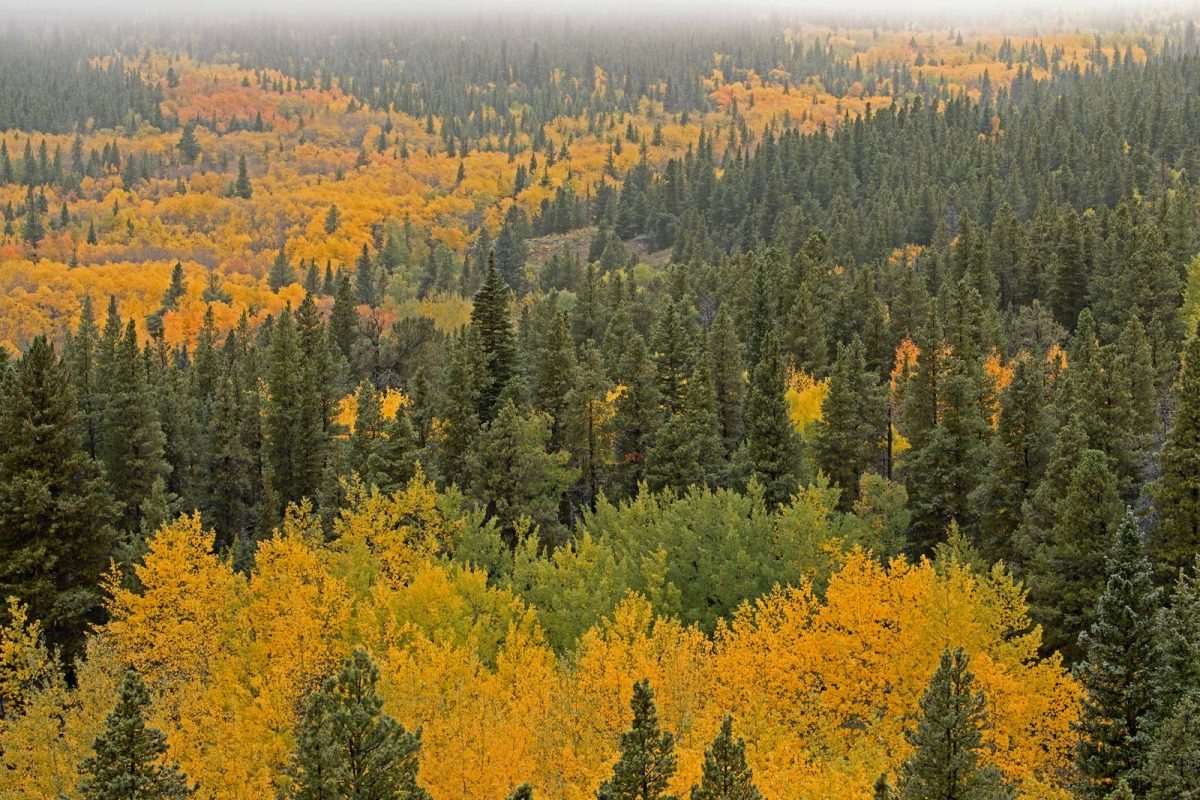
[366,409,418,494]
[690,716,760,800]
[269,246,297,291]
[101,321,169,533]
[1155,330,1200,573]
[707,306,745,454]
[814,337,885,509]
[205,375,249,549]
[1074,510,1162,799]
[471,254,517,421]
[1144,693,1200,800]
[469,399,574,545]
[736,330,802,508]
[78,669,194,800]
[355,244,377,307]
[0,337,115,660]
[597,680,677,800]
[1024,449,1122,662]
[233,154,252,199]
[898,648,1014,800]
[645,361,725,493]
[330,275,360,366]
[565,343,612,506]
[288,649,429,800]
[610,334,661,497]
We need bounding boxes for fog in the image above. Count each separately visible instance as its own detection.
[0,0,1190,25]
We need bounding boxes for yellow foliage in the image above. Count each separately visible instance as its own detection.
[786,368,829,435]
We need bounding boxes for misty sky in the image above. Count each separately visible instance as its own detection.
[0,0,1171,24]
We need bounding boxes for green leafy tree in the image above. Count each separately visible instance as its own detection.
[78,670,194,800]
[597,679,677,800]
[690,716,760,800]
[288,649,430,800]
[898,648,1014,800]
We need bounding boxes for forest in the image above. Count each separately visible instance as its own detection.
[1,5,1199,800]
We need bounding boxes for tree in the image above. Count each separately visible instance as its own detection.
[645,360,725,493]
[269,246,297,291]
[1155,330,1200,573]
[898,648,1014,800]
[469,399,574,544]
[814,337,885,509]
[707,306,744,454]
[597,679,677,800]
[471,254,517,421]
[736,331,802,507]
[690,716,760,800]
[288,649,429,800]
[177,122,200,165]
[21,188,44,248]
[233,154,252,199]
[100,321,169,534]
[78,669,194,800]
[0,337,115,660]
[356,244,378,307]
[1145,693,1200,800]
[1074,510,1162,799]
[324,204,342,234]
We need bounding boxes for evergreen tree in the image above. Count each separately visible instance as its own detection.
[79,669,194,800]
[366,409,418,494]
[645,360,725,493]
[205,375,249,549]
[355,244,377,307]
[288,649,429,800]
[177,122,200,165]
[1144,693,1200,800]
[1155,330,1200,573]
[1074,510,1162,799]
[269,246,297,291]
[565,343,611,507]
[469,399,574,544]
[690,716,760,800]
[101,321,169,533]
[736,331,802,507]
[597,680,677,800]
[233,154,252,199]
[707,306,744,454]
[266,308,325,509]
[814,338,885,509]
[471,254,517,421]
[329,275,360,366]
[610,334,661,497]
[898,648,1014,800]
[0,337,115,660]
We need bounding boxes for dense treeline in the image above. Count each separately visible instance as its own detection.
[3,13,1200,800]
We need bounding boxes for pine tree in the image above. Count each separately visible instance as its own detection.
[469,399,574,544]
[22,187,44,248]
[690,716,760,800]
[610,334,661,497]
[1145,693,1200,800]
[329,275,360,366]
[650,299,696,415]
[1155,330,1200,573]
[532,311,576,449]
[355,244,377,307]
[366,409,418,494]
[269,246,297,291]
[645,360,725,493]
[0,337,115,660]
[436,328,486,488]
[350,380,385,479]
[324,204,341,234]
[1023,449,1122,662]
[1074,510,1162,799]
[266,308,325,509]
[597,680,677,800]
[898,648,1014,800]
[79,670,194,800]
[205,375,249,549]
[233,154,252,199]
[814,338,885,509]
[471,254,517,422]
[736,331,802,507]
[565,343,611,507]
[101,321,169,533]
[706,307,744,454]
[177,122,200,165]
[288,649,429,800]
